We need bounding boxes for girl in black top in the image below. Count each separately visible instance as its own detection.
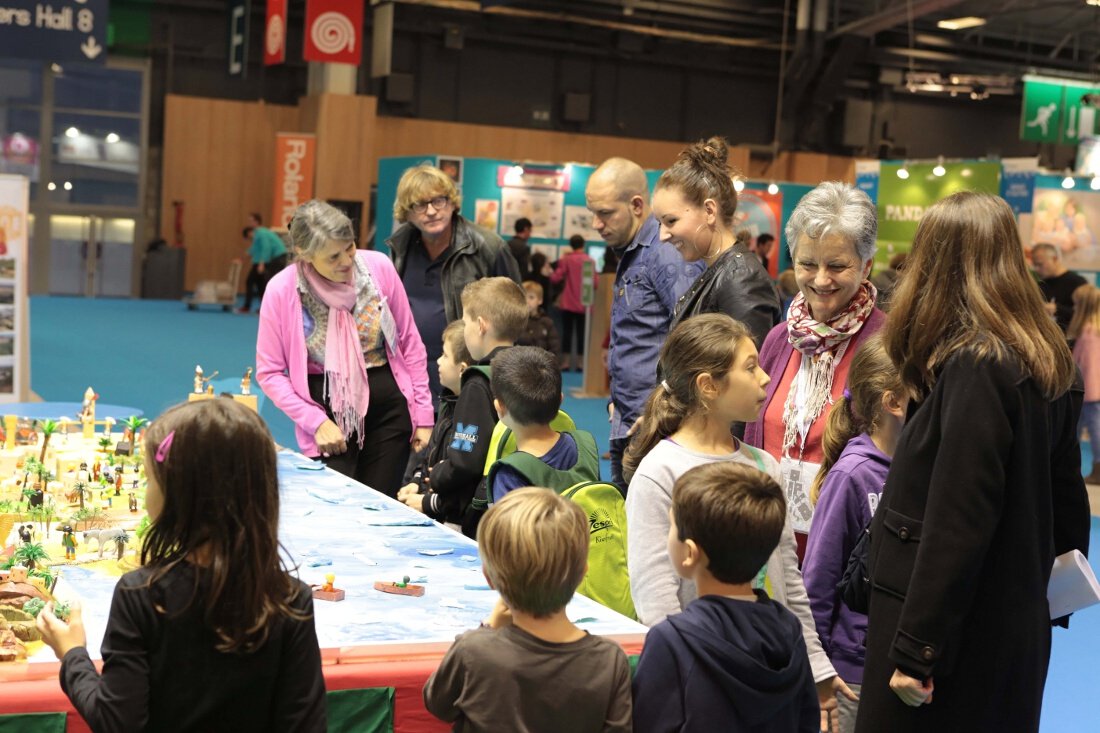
[37,398,327,733]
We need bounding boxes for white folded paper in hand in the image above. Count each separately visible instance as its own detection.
[1048,550,1100,619]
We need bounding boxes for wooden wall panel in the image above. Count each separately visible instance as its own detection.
[161,95,301,291]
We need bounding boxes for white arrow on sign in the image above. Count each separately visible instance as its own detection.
[81,36,102,59]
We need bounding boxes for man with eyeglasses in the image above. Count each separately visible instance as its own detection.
[387,164,521,406]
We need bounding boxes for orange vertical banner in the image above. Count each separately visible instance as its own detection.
[271,132,316,228]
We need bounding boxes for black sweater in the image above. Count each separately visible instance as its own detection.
[60,564,326,733]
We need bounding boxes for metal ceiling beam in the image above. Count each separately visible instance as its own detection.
[829,0,966,39]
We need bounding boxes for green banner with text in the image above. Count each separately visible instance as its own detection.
[876,162,1001,264]
[1021,77,1100,145]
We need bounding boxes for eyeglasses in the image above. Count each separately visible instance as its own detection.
[410,196,450,213]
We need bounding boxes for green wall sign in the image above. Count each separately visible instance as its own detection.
[1021,77,1100,145]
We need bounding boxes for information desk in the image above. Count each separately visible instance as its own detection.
[0,450,648,732]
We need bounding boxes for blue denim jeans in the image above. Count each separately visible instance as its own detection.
[1080,401,1100,465]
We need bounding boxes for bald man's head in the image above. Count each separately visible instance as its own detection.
[586,157,650,248]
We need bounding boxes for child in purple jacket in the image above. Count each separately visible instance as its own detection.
[802,335,907,733]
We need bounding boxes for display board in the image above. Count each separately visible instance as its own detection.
[1029,175,1100,272]
[0,175,29,402]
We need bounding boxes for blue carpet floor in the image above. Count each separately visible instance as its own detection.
[27,295,1100,730]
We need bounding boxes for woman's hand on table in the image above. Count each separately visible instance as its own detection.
[411,426,433,453]
[314,420,347,456]
[36,601,86,661]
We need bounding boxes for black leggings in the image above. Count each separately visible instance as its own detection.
[307,364,413,498]
[561,310,585,360]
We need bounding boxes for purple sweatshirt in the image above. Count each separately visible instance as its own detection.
[801,433,889,684]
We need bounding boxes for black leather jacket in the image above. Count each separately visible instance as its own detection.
[386,215,521,322]
[670,243,781,346]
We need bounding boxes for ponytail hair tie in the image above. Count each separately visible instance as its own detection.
[842,388,851,400]
[661,380,672,394]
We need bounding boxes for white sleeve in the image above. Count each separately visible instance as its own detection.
[626,470,683,627]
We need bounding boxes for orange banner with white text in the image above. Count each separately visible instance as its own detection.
[271,132,316,229]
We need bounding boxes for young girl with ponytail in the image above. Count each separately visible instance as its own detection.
[802,334,906,733]
[624,313,853,722]
[651,136,780,347]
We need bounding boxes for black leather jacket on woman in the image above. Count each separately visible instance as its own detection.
[670,243,781,346]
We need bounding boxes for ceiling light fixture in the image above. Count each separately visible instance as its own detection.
[1063,174,1076,190]
[64,127,79,138]
[1091,176,1100,191]
[767,182,779,195]
[897,165,910,180]
[733,178,745,193]
[932,157,946,177]
[105,133,120,144]
[937,17,986,30]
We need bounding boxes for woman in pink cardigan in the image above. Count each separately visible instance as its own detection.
[257,200,433,497]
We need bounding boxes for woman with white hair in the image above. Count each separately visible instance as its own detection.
[257,200,434,497]
[745,182,886,548]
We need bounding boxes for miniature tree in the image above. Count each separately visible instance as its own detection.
[12,542,49,570]
[121,416,149,449]
[40,503,55,536]
[114,530,130,560]
[30,566,54,587]
[22,598,45,618]
[72,479,88,510]
[98,436,112,453]
[36,418,59,463]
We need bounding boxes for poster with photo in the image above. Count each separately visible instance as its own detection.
[501,188,564,239]
[1030,186,1100,270]
[0,174,26,402]
[438,156,463,186]
[475,199,500,233]
[563,205,601,242]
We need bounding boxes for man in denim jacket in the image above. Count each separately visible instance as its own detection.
[585,158,703,492]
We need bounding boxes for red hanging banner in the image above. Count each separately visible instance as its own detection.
[303,0,363,65]
[264,0,288,66]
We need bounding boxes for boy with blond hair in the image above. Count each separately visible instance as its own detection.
[424,488,632,732]
[633,462,818,733]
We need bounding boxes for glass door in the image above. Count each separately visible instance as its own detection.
[48,214,134,296]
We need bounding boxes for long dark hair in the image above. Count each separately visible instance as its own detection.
[142,399,305,653]
[810,334,900,504]
[623,314,751,483]
[885,192,1075,399]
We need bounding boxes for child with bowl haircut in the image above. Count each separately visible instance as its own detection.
[633,462,818,732]
[424,487,632,732]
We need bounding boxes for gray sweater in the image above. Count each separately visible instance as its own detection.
[625,438,836,683]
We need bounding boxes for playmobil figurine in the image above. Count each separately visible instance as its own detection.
[240,367,253,396]
[373,575,425,597]
[61,525,77,560]
[17,524,32,544]
[194,365,204,394]
[312,573,345,602]
[128,492,138,513]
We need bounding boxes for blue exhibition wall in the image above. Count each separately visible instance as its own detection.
[376,155,811,274]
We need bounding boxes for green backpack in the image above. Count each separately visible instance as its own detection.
[485,424,638,621]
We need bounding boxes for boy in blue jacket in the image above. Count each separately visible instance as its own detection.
[633,461,818,733]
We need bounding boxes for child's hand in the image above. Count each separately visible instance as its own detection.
[889,669,933,706]
[485,597,512,629]
[403,493,425,512]
[397,483,418,501]
[411,427,432,453]
[36,601,87,661]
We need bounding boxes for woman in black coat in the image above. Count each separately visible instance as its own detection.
[855,192,1091,732]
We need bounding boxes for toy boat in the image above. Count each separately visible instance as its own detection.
[373,580,425,597]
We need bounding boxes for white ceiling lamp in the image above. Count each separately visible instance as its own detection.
[897,164,910,180]
[47,182,56,191]
[767,182,779,195]
[1062,174,1076,190]
[105,132,120,144]
[932,157,946,177]
[64,127,79,138]
[733,178,745,193]
[63,181,72,191]
[937,17,986,30]
[1091,176,1100,191]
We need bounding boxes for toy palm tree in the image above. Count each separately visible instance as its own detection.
[98,436,112,453]
[114,530,130,560]
[73,479,88,509]
[13,542,49,570]
[121,416,149,447]
[36,418,58,463]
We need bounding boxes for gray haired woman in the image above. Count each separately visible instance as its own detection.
[256,200,434,497]
[746,181,885,533]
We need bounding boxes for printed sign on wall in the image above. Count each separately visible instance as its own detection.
[271,133,316,230]
[304,0,363,65]
[264,0,288,66]
[0,175,30,402]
